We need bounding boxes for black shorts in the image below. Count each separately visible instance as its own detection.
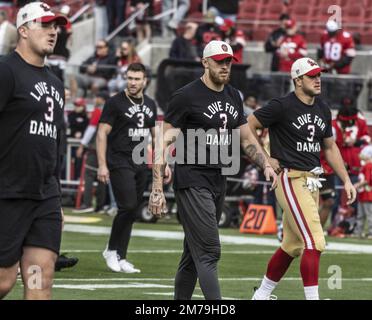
[0,196,62,268]
[319,174,336,201]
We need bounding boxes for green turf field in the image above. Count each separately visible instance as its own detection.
[5,208,372,300]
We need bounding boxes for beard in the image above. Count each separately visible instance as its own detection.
[127,86,143,97]
[303,85,321,97]
[209,68,230,85]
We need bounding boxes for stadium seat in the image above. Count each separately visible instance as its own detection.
[251,26,272,41]
[360,30,372,44]
[238,2,261,20]
[189,0,203,15]
[260,2,285,20]
[288,4,314,22]
[342,6,365,23]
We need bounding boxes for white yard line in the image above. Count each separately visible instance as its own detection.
[50,277,372,282]
[61,249,368,255]
[53,283,173,291]
[64,224,372,254]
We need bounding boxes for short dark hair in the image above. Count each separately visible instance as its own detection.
[279,13,290,21]
[127,63,147,76]
[0,10,7,19]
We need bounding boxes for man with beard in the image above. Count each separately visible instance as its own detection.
[97,63,171,273]
[0,2,67,299]
[248,57,356,300]
[148,40,277,300]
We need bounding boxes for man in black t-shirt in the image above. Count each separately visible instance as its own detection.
[0,2,68,300]
[249,57,357,300]
[97,63,171,273]
[148,40,277,300]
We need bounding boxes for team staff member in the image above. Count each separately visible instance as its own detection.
[0,2,67,299]
[249,58,356,300]
[97,63,171,273]
[148,40,277,300]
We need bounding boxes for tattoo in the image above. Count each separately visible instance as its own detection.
[244,144,266,169]
[149,188,163,205]
[152,163,166,189]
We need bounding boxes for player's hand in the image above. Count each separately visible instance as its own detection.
[97,165,110,184]
[344,180,357,205]
[264,165,278,190]
[164,164,172,185]
[268,157,282,174]
[148,188,168,218]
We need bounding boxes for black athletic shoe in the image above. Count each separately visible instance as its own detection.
[55,254,79,271]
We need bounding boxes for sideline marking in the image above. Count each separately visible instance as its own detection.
[64,224,372,254]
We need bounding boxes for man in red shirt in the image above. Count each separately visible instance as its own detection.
[333,105,370,177]
[276,19,307,73]
[352,146,372,239]
[318,20,356,74]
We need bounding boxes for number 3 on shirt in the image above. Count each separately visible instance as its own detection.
[220,113,227,132]
[45,96,54,122]
[307,124,315,142]
[137,113,144,128]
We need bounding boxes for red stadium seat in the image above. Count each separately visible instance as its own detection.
[342,6,365,23]
[360,30,372,44]
[188,0,203,15]
[260,2,285,20]
[251,26,272,41]
[238,2,261,20]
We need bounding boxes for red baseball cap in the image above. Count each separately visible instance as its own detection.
[203,40,237,61]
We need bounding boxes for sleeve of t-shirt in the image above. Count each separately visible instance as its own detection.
[99,98,118,127]
[234,89,247,128]
[164,89,189,128]
[149,100,157,128]
[0,62,15,112]
[253,98,283,128]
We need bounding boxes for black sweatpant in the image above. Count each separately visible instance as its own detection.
[108,166,148,259]
[174,185,226,300]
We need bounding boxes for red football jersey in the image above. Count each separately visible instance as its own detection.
[333,117,370,175]
[358,163,372,202]
[320,30,356,74]
[89,107,102,126]
[277,34,307,72]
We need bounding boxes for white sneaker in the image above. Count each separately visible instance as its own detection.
[252,287,277,300]
[119,259,141,273]
[102,248,121,272]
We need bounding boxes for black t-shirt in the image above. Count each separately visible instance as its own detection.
[68,111,89,138]
[254,92,333,171]
[99,91,157,170]
[165,79,247,193]
[0,52,65,200]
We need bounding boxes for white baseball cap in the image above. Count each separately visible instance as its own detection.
[203,40,237,61]
[291,57,323,80]
[16,1,68,29]
[326,20,339,32]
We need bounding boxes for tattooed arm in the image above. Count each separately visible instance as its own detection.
[148,122,180,217]
[240,121,278,190]
[248,114,282,174]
